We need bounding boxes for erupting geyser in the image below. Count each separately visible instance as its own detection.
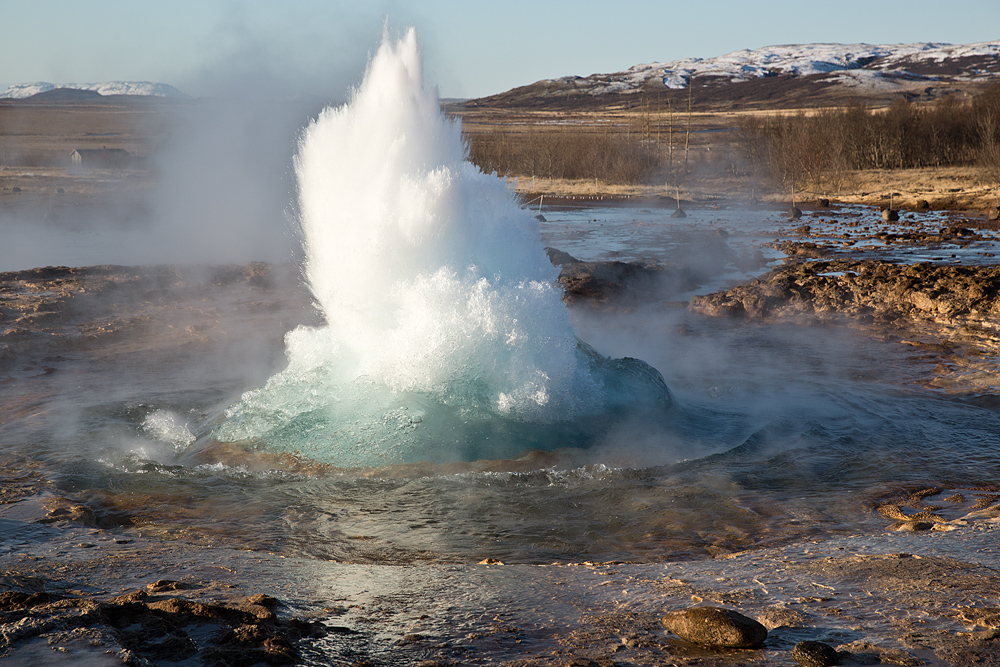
[215,28,671,465]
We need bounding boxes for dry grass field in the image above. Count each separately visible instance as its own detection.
[1,94,997,215]
[448,97,1000,211]
[0,98,168,205]
[0,99,164,162]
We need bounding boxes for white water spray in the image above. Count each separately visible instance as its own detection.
[216,28,669,465]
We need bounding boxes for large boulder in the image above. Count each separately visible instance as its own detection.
[545,248,678,305]
[661,606,767,648]
[556,259,665,303]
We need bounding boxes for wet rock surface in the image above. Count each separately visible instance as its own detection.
[688,258,1000,399]
[690,259,1000,327]
[0,263,314,373]
[548,248,676,305]
[660,606,767,648]
[0,574,325,665]
[791,640,839,666]
[546,238,764,307]
[7,479,1000,665]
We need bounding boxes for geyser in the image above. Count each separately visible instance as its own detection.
[215,28,671,466]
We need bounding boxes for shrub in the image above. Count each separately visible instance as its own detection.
[974,86,1000,182]
[464,128,661,184]
[736,85,1000,189]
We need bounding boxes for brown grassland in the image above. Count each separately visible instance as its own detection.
[0,97,174,206]
[449,84,1000,211]
[1,86,999,212]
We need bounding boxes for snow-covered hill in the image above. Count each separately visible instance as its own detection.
[0,81,188,99]
[554,41,1000,93]
[474,40,1000,107]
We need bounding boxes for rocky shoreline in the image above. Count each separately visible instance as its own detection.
[689,259,1000,329]
[682,255,1000,403]
[0,576,326,666]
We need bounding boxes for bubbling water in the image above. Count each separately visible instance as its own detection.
[215,28,670,466]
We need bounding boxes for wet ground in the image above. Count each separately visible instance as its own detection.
[537,199,1000,277]
[3,203,1000,664]
[5,492,1000,666]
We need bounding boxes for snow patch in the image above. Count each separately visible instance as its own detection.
[543,40,1000,95]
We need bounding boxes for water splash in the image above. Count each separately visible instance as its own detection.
[142,410,196,452]
[215,28,670,466]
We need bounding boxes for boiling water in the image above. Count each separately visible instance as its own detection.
[214,28,670,467]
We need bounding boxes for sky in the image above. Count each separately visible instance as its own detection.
[1,0,999,100]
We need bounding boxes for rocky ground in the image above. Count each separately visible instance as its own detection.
[6,209,1000,664]
[6,496,1000,666]
[545,200,1000,403]
[0,575,326,666]
[688,259,1000,334]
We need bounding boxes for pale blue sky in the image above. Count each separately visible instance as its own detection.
[1,0,998,99]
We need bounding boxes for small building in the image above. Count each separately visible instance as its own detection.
[69,148,130,169]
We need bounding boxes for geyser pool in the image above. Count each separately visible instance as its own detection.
[214,28,671,466]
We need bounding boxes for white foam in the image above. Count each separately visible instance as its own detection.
[292,27,600,420]
[141,410,196,452]
[217,28,610,464]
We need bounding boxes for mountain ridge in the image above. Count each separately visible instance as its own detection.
[0,81,188,100]
[468,40,1000,109]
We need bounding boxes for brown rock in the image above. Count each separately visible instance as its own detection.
[891,520,935,532]
[147,579,194,593]
[661,606,767,648]
[0,591,54,611]
[545,247,580,267]
[792,640,839,666]
[555,259,667,304]
[690,259,1000,331]
[246,593,280,609]
[940,226,974,238]
[39,498,97,527]
[112,589,148,604]
[836,640,922,666]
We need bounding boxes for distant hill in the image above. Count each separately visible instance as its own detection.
[0,81,189,100]
[468,41,1000,109]
[24,88,104,102]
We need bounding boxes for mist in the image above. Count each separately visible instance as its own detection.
[143,96,316,266]
[0,14,386,272]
